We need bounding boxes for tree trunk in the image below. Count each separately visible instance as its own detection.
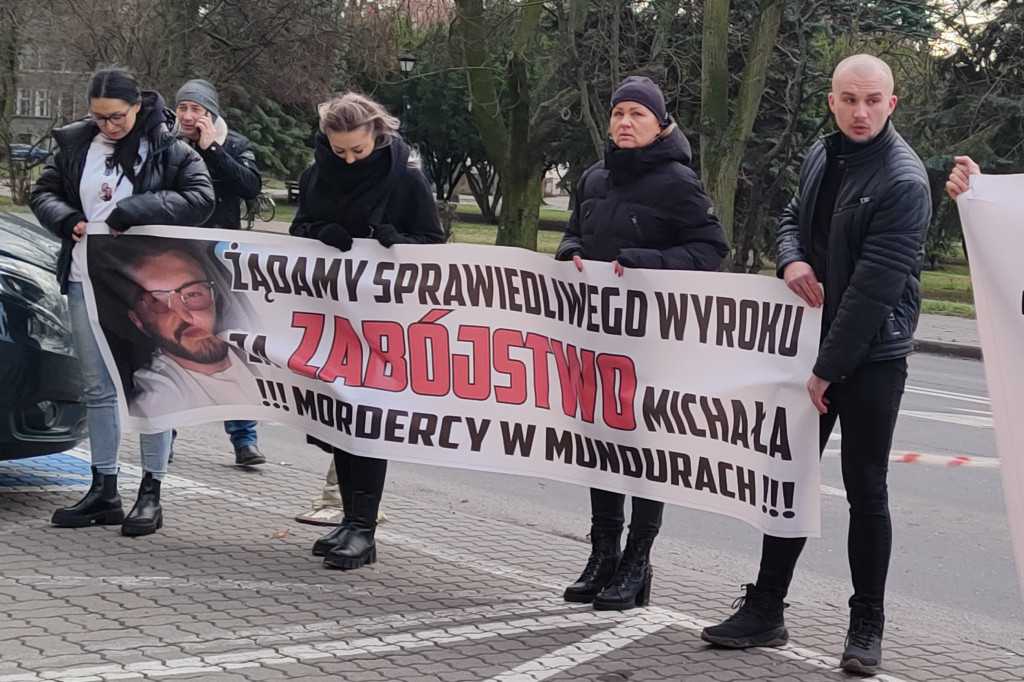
[496,161,543,249]
[700,0,785,247]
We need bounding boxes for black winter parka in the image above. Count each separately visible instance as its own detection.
[29,91,215,292]
[775,121,931,383]
[555,127,727,271]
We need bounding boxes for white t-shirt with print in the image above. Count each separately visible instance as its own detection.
[70,134,148,282]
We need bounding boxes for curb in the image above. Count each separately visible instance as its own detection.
[914,338,983,361]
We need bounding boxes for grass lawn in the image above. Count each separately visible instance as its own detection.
[454,202,571,224]
[263,201,297,225]
[0,196,30,213]
[451,221,561,255]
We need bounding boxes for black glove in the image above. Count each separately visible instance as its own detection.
[105,207,132,233]
[371,223,401,248]
[317,222,353,252]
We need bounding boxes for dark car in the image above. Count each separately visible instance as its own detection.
[0,210,86,460]
[6,144,50,164]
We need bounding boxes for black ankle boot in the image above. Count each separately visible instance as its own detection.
[322,455,384,570]
[841,604,885,674]
[52,467,124,527]
[592,534,654,611]
[121,473,163,537]
[322,525,376,570]
[701,583,789,648]
[312,523,353,556]
[563,528,622,603]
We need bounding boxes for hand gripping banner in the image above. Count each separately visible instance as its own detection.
[83,225,822,537]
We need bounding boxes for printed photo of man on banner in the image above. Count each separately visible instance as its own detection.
[82,225,824,538]
[86,232,265,419]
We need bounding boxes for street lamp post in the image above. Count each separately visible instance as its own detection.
[398,51,417,132]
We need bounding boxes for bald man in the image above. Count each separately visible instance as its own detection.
[702,54,931,675]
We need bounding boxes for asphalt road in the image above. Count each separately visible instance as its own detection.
[181,352,1024,653]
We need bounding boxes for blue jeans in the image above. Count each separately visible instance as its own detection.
[224,420,258,449]
[67,282,172,479]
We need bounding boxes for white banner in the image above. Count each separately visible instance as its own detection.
[83,225,822,537]
[957,175,1024,599]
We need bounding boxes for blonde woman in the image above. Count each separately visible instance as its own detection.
[290,92,444,570]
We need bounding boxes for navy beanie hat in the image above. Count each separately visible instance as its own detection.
[175,79,220,118]
[610,76,668,124]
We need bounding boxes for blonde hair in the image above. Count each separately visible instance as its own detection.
[318,92,401,146]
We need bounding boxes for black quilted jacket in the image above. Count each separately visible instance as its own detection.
[776,122,931,383]
[29,91,215,292]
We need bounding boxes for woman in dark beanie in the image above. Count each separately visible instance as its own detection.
[290,92,444,570]
[30,67,214,537]
[556,75,728,610]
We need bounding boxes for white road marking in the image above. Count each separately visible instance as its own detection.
[905,385,989,406]
[820,484,845,498]
[900,410,993,428]
[0,611,664,682]
[485,609,683,682]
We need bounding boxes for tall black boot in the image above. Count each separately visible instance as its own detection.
[592,534,654,611]
[51,466,124,527]
[563,527,622,603]
[312,451,355,556]
[323,456,386,570]
[121,473,163,537]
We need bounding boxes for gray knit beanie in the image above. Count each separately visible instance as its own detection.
[610,76,668,125]
[175,79,220,117]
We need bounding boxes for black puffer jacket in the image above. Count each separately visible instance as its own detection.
[290,133,442,244]
[185,129,261,229]
[556,127,727,270]
[776,121,931,383]
[29,91,215,292]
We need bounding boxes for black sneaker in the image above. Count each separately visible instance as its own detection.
[701,583,789,648]
[841,606,884,675]
[234,444,266,466]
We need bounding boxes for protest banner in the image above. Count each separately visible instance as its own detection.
[82,225,822,537]
[956,174,1024,601]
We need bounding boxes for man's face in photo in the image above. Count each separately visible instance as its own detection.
[128,252,229,366]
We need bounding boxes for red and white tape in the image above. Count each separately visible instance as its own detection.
[823,449,1000,469]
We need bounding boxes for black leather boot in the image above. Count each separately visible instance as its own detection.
[51,466,124,527]
[593,534,654,611]
[121,473,163,537]
[323,455,385,570]
[563,527,622,603]
[312,450,355,556]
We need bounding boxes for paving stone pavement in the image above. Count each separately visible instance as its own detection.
[1,435,1021,681]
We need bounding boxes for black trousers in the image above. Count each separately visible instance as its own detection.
[590,489,664,538]
[755,358,908,610]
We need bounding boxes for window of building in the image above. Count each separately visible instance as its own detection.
[34,90,50,118]
[16,89,31,116]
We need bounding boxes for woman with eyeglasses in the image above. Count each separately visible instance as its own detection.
[290,92,444,571]
[30,67,214,537]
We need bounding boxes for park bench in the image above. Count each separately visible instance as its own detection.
[285,180,300,203]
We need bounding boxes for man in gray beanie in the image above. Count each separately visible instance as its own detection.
[173,78,267,467]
